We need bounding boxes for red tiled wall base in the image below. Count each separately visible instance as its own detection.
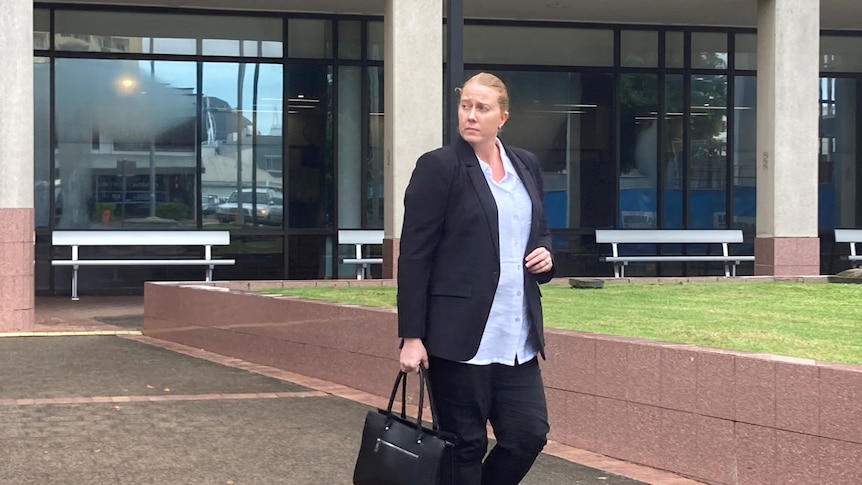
[144,282,862,485]
[0,208,34,330]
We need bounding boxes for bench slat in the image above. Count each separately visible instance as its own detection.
[595,229,743,244]
[51,259,236,266]
[603,256,754,263]
[52,230,230,246]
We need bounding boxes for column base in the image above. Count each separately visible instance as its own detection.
[382,237,400,280]
[0,208,34,331]
[754,237,820,276]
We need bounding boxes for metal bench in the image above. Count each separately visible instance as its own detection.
[834,228,862,268]
[595,229,754,278]
[51,230,236,300]
[338,229,383,280]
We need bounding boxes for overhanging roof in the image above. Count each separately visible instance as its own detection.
[41,0,862,31]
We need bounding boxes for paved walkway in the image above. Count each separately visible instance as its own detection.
[0,297,703,484]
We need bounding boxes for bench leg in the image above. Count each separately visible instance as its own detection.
[71,265,79,301]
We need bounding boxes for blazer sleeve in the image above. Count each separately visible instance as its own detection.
[396,149,454,339]
[517,147,556,284]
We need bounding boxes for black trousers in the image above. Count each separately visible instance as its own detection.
[427,355,549,485]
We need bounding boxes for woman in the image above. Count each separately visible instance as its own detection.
[397,72,555,485]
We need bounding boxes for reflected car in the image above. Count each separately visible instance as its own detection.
[216,188,284,225]
[201,194,223,216]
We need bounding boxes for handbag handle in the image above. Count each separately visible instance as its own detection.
[384,364,439,437]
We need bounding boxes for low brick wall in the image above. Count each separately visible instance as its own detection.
[143,281,862,485]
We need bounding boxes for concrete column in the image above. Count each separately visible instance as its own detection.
[0,0,35,330]
[382,0,443,278]
[755,0,821,275]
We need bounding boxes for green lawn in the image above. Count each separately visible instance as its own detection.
[259,282,862,365]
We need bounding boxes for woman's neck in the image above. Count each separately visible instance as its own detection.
[472,139,500,165]
[472,139,504,181]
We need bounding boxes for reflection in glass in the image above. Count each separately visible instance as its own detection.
[367,22,383,61]
[202,62,284,228]
[822,36,862,73]
[664,75,684,228]
[286,65,333,229]
[34,57,51,229]
[689,75,727,228]
[34,9,50,50]
[465,26,613,66]
[691,32,728,69]
[484,71,614,230]
[288,19,333,58]
[338,21,362,59]
[619,75,659,228]
[666,32,685,68]
[367,67,385,229]
[819,78,860,229]
[55,59,197,229]
[735,33,757,70]
[733,76,757,232]
[621,31,658,68]
[337,66,362,228]
[54,10,282,56]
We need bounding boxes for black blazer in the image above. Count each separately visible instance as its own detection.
[397,137,555,362]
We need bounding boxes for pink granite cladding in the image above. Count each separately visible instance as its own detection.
[382,237,399,279]
[0,208,34,330]
[144,281,862,485]
[754,237,820,276]
[734,357,776,427]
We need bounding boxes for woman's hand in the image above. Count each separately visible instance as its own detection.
[525,247,553,274]
[399,338,428,373]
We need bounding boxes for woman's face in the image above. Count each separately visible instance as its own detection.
[458,81,509,148]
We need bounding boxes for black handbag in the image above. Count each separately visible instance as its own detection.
[353,364,456,485]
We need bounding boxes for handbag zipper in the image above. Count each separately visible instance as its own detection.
[374,438,419,459]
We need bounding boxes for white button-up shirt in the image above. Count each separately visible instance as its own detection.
[466,140,537,366]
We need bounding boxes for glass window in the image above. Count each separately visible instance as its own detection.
[54,10,282,57]
[819,77,860,229]
[666,31,685,68]
[663,75,684,227]
[34,57,51,228]
[338,20,362,60]
[464,25,613,66]
[619,74,659,229]
[691,32,728,69]
[34,9,50,50]
[337,66,362,228]
[288,19,333,58]
[286,65,333,228]
[733,76,757,232]
[55,58,198,229]
[202,62,284,228]
[621,31,658,68]
[735,33,757,70]
[689,75,728,228]
[822,36,862,73]
[367,66,385,229]
[484,71,614,230]
[368,21,383,61]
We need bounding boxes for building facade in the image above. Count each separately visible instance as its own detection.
[2,0,860,328]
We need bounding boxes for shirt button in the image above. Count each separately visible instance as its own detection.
[515,317,521,322]
[517,291,522,296]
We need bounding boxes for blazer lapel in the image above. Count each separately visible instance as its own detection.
[504,143,543,245]
[456,139,500,259]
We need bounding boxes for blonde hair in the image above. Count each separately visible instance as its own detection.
[458,72,509,113]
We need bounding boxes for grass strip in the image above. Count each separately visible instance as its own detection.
[260,282,862,365]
